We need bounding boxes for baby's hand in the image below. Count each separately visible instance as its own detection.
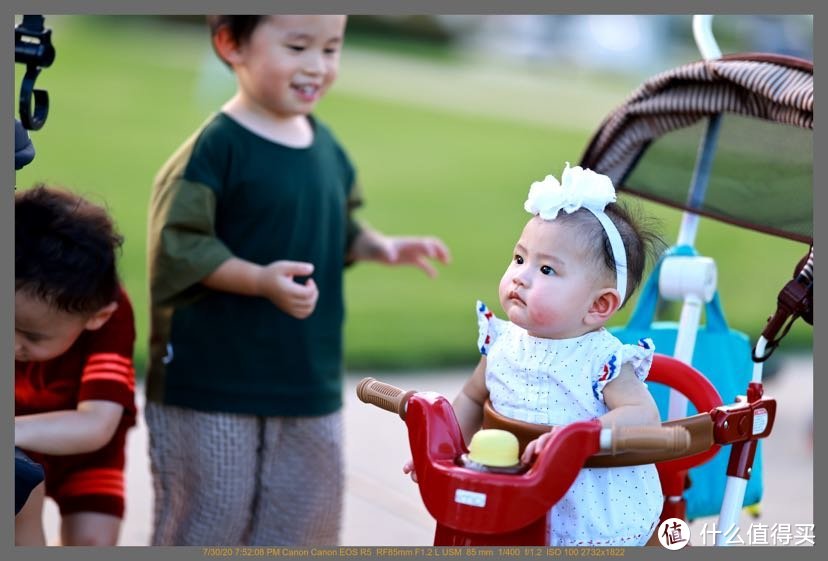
[402,458,418,483]
[257,260,319,319]
[520,429,556,465]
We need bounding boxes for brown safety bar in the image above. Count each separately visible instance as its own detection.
[483,399,714,467]
[357,377,700,463]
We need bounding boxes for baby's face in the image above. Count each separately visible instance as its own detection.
[234,15,347,119]
[498,217,605,339]
[14,290,89,362]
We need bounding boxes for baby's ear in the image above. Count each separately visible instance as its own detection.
[585,288,621,327]
[84,301,119,331]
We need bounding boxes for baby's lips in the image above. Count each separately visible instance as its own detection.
[508,291,525,304]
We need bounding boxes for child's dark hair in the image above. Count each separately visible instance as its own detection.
[15,185,123,315]
[557,202,665,308]
[206,15,265,68]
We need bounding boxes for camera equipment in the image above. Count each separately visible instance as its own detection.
[15,15,56,131]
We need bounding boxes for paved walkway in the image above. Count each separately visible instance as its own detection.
[42,355,813,547]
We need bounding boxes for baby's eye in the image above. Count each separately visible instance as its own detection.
[514,254,524,265]
[324,47,339,55]
[287,45,306,52]
[540,265,555,276]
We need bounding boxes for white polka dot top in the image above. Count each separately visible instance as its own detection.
[476,301,663,546]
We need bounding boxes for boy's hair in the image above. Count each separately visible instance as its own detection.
[206,15,265,68]
[15,185,123,315]
[556,202,666,308]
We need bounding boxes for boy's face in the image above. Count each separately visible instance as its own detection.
[498,217,609,339]
[14,290,112,362]
[233,15,347,119]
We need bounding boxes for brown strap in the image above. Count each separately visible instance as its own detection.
[482,399,714,468]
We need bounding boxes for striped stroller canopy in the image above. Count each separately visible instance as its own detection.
[580,53,812,244]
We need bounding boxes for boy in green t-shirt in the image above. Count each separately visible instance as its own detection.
[146,15,450,546]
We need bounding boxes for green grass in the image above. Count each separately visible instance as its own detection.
[15,16,812,375]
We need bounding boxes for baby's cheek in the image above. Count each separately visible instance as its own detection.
[528,304,556,328]
[497,276,512,302]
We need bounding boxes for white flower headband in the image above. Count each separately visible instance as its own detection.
[524,163,628,303]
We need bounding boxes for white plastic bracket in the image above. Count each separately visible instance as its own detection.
[659,256,717,420]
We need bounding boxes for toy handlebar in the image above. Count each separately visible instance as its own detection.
[356,377,417,421]
[608,425,690,454]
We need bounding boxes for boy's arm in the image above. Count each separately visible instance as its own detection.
[15,400,124,455]
[346,225,451,277]
[202,258,319,320]
[17,289,137,456]
[150,179,317,318]
[452,357,488,443]
[598,364,661,428]
[149,178,234,307]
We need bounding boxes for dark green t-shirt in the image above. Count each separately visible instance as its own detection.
[147,113,362,416]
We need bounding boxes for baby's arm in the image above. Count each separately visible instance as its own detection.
[452,356,488,443]
[347,225,451,277]
[203,258,319,319]
[599,363,661,428]
[15,400,124,455]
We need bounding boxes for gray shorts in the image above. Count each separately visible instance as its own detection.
[145,402,343,546]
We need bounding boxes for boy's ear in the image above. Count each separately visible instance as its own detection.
[584,288,622,327]
[84,301,118,331]
[212,26,243,66]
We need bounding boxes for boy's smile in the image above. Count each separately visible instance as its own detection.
[292,83,322,103]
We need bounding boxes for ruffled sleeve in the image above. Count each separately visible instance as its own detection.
[592,337,655,402]
[476,300,507,356]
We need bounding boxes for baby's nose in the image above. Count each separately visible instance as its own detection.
[513,272,529,287]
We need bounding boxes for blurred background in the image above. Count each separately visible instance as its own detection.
[16,14,814,547]
[14,14,813,376]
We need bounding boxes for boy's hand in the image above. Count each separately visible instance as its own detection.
[350,228,451,277]
[402,458,418,483]
[380,236,452,278]
[520,429,556,465]
[257,260,319,319]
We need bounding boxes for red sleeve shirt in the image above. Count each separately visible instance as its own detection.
[15,288,137,427]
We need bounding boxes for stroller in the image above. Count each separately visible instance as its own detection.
[357,15,812,547]
[579,14,813,544]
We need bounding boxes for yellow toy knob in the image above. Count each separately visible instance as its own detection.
[467,429,520,467]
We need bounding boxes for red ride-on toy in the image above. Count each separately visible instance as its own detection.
[357,353,777,546]
[357,372,690,546]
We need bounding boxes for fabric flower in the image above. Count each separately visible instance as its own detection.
[524,162,617,220]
